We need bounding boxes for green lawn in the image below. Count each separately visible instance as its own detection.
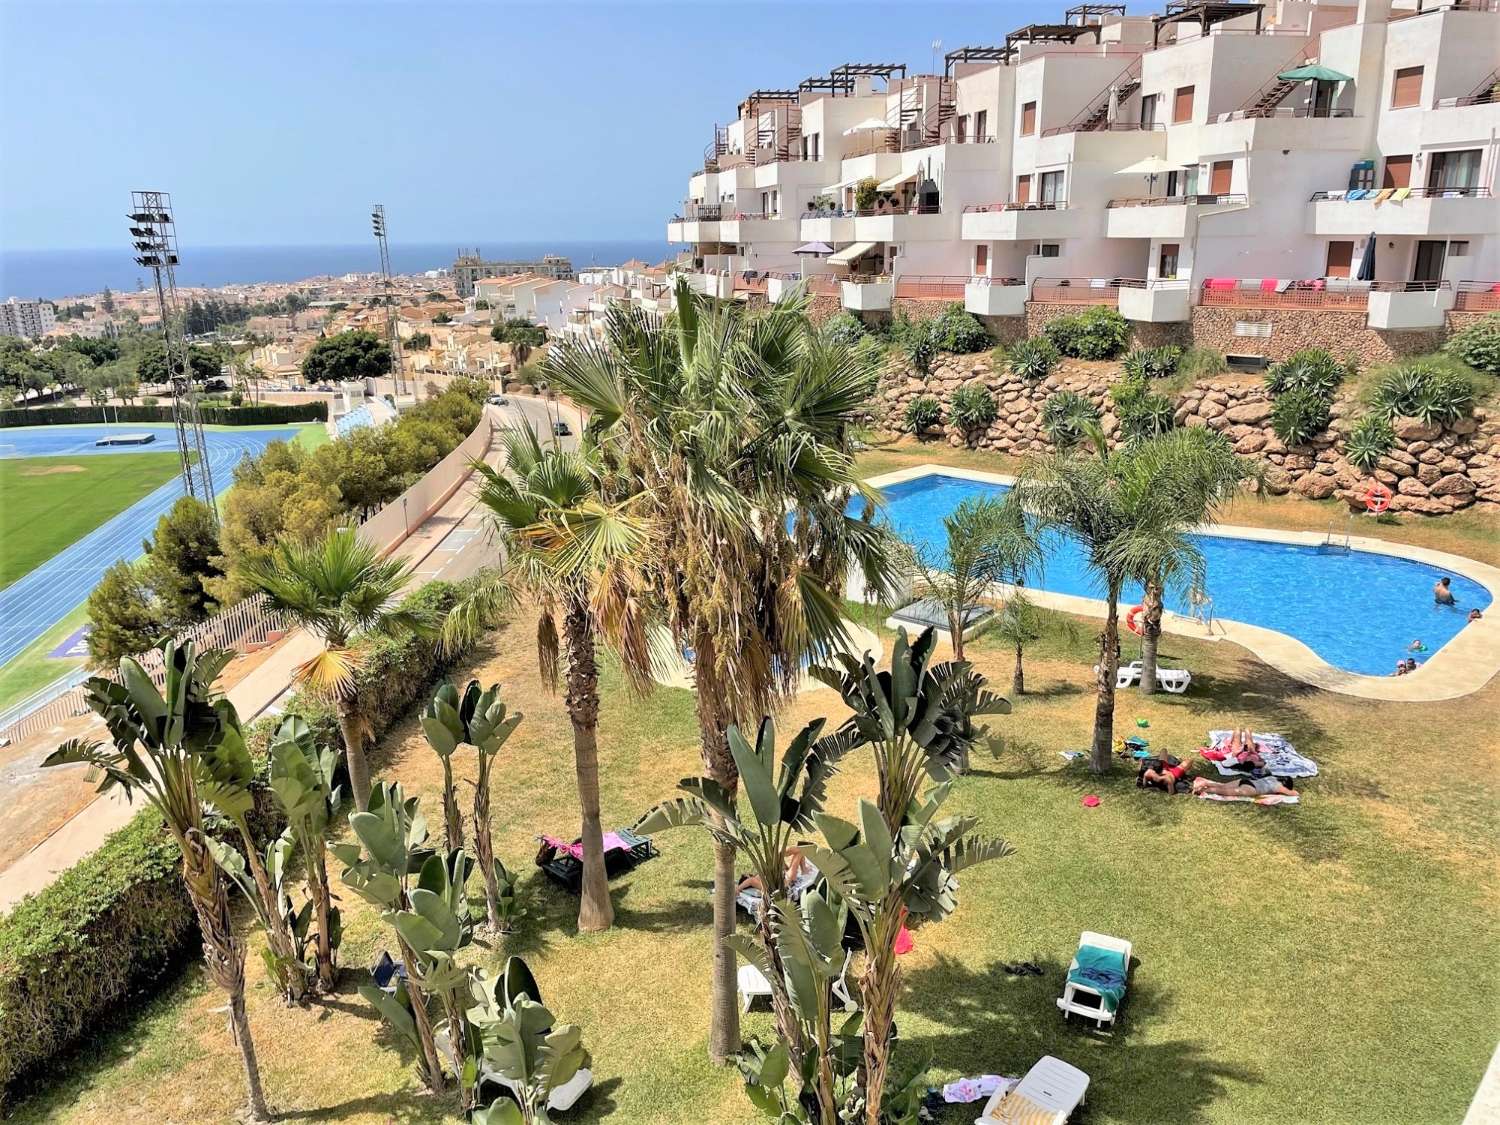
[12,594,1497,1124]
[0,452,182,588]
[0,604,89,712]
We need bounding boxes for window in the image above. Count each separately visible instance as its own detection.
[1413,240,1446,282]
[975,244,989,275]
[1035,243,1061,258]
[1449,240,1470,257]
[1173,85,1195,123]
[1140,94,1159,128]
[1391,66,1423,109]
[1020,101,1037,136]
[1015,174,1031,204]
[1209,160,1233,195]
[1382,155,1412,189]
[1325,241,1354,278]
[1158,243,1180,280]
[955,114,968,142]
[1038,170,1065,204]
[1427,149,1481,193]
[974,110,988,139]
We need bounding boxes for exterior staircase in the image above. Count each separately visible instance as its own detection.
[924,78,957,145]
[1238,41,1318,118]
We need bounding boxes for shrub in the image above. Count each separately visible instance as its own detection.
[928,303,990,354]
[1344,414,1396,472]
[1269,386,1332,445]
[1121,345,1182,381]
[888,312,936,374]
[854,176,879,212]
[1111,378,1176,444]
[1369,362,1478,425]
[1043,306,1130,360]
[949,382,997,431]
[1008,337,1059,383]
[1041,390,1100,448]
[822,311,867,347]
[229,390,244,406]
[1178,346,1228,380]
[903,395,943,434]
[1445,313,1500,376]
[1265,348,1344,399]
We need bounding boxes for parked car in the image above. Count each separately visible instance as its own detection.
[487,394,509,406]
[552,421,572,437]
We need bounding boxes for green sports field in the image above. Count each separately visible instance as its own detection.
[0,452,182,588]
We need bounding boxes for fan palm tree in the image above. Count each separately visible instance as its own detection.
[45,641,271,1122]
[457,424,654,932]
[242,526,427,812]
[543,281,902,1062]
[992,591,1043,696]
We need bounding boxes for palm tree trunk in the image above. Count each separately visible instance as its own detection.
[1012,642,1025,696]
[473,766,503,931]
[948,606,965,660]
[1091,582,1122,773]
[395,936,447,1093]
[308,841,337,991]
[338,705,372,813]
[239,824,306,1004]
[861,902,903,1125]
[694,629,741,1065]
[563,598,613,933]
[1138,577,1163,696]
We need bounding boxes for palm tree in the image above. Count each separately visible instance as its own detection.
[1116,428,1254,695]
[460,425,653,933]
[1013,428,1211,772]
[992,592,1043,696]
[544,282,902,1062]
[243,526,426,811]
[46,642,271,1122]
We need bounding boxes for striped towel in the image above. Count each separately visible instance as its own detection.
[984,1091,1056,1124]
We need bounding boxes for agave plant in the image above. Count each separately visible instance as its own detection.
[1111,378,1176,445]
[1269,387,1332,446]
[1266,348,1343,399]
[1370,363,1477,425]
[1121,344,1182,381]
[1007,336,1059,383]
[1040,390,1100,449]
[948,382,997,435]
[1344,414,1396,473]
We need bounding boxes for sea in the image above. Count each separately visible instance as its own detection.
[0,240,676,301]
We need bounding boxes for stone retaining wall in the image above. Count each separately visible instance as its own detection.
[876,351,1497,515]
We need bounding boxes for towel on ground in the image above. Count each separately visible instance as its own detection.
[1069,944,1128,1014]
[1207,731,1319,778]
[943,1074,1011,1104]
[540,831,632,859]
[984,1089,1057,1124]
[1197,792,1300,806]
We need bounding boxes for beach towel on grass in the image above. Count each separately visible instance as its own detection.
[983,1090,1056,1124]
[1197,792,1300,806]
[1068,944,1127,1014]
[1207,731,1318,778]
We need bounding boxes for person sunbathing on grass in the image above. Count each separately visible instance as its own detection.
[1139,757,1190,793]
[1193,774,1298,799]
[1224,728,1265,768]
[737,846,813,896]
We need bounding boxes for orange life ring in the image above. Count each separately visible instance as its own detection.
[1364,481,1393,514]
[1125,604,1145,636]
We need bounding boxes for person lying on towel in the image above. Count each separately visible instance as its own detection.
[737,846,814,896]
[1193,774,1298,799]
[1215,728,1265,769]
[1138,755,1190,794]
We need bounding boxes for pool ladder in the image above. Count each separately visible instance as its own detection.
[1320,515,1353,554]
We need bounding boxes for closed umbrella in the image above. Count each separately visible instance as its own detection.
[1356,234,1376,282]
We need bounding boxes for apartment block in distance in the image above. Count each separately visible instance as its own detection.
[0,297,58,339]
[665,0,1499,346]
[452,250,576,297]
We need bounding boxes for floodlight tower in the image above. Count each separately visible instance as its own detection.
[371,204,407,397]
[127,191,217,518]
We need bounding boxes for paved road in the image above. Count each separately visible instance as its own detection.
[0,424,300,667]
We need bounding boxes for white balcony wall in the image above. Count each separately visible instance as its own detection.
[1367,286,1457,329]
[1118,283,1192,321]
[964,281,1027,317]
[1308,195,1500,237]
[841,280,893,311]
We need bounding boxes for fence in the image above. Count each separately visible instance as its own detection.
[1030,277,1122,304]
[1199,281,1371,310]
[0,412,495,748]
[893,275,968,299]
[1454,281,1500,311]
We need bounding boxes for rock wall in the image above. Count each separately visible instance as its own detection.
[876,352,1498,515]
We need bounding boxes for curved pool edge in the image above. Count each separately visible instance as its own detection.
[865,464,1500,703]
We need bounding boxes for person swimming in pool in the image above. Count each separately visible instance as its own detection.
[1470,608,1483,622]
[1434,577,1456,606]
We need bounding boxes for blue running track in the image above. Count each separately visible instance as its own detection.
[0,425,302,668]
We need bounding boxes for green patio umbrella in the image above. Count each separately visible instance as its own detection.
[1277,64,1353,83]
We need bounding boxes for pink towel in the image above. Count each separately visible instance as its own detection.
[1204,278,1235,290]
[1259,278,1278,292]
[540,832,630,859]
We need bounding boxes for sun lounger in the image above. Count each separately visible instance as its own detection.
[1104,660,1192,694]
[974,1056,1090,1124]
[371,951,408,995]
[740,953,857,1012]
[1056,932,1131,1030]
[536,828,657,893]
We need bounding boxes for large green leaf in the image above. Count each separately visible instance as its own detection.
[729,721,780,828]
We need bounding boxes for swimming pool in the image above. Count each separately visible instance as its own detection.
[867,472,1493,678]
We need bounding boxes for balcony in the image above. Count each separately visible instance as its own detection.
[1105,194,1247,239]
[717,211,799,243]
[1366,281,1455,329]
[964,277,1027,317]
[854,205,957,243]
[1307,188,1497,238]
[1199,278,1370,311]
[800,212,858,244]
[1454,280,1500,311]
[962,201,1075,242]
[1031,277,1122,305]
[893,275,968,300]
[1117,279,1191,323]
[841,277,894,311]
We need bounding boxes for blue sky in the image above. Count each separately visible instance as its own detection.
[0,0,1053,250]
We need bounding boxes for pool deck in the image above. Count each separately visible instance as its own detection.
[867,464,1500,703]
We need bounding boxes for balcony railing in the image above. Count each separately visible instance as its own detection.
[1309,186,1491,200]
[1039,121,1164,138]
[765,273,841,296]
[964,200,1069,212]
[1390,0,1500,21]
[968,276,1027,286]
[1031,277,1122,303]
[946,133,999,145]
[1106,193,1247,207]
[1219,107,1355,121]
[733,271,769,295]
[1454,280,1500,310]
[677,203,723,221]
[854,203,944,217]
[893,275,969,299]
[1199,278,1372,309]
[1117,278,1191,289]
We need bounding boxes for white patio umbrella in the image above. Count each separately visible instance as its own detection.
[793,241,834,278]
[843,117,894,135]
[1115,155,1175,198]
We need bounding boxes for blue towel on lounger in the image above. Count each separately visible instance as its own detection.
[1069,944,1128,1014]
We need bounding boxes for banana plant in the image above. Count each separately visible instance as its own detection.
[490,856,527,934]
[206,829,312,1001]
[421,679,524,930]
[267,716,343,991]
[636,716,857,1074]
[467,956,590,1125]
[195,700,308,1003]
[806,627,1014,1125]
[333,781,446,1092]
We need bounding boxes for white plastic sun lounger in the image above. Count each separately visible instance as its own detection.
[741,956,856,1012]
[436,1031,594,1112]
[1057,931,1132,1030]
[1100,661,1192,694]
[974,1056,1090,1124]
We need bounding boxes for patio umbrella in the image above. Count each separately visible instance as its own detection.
[1116,155,1174,198]
[1356,234,1376,282]
[794,241,833,255]
[842,117,893,135]
[1276,64,1353,83]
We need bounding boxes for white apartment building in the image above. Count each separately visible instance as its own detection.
[0,297,57,339]
[665,0,1500,332]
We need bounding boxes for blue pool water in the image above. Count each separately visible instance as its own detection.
[869,474,1492,676]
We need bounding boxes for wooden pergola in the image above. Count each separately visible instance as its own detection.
[1152,1,1265,46]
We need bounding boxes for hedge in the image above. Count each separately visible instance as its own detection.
[0,576,478,1107]
[0,402,327,428]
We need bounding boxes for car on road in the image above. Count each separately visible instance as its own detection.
[552,421,572,437]
[487,394,509,406]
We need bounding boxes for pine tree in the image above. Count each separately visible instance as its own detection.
[86,561,166,666]
[145,497,224,627]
